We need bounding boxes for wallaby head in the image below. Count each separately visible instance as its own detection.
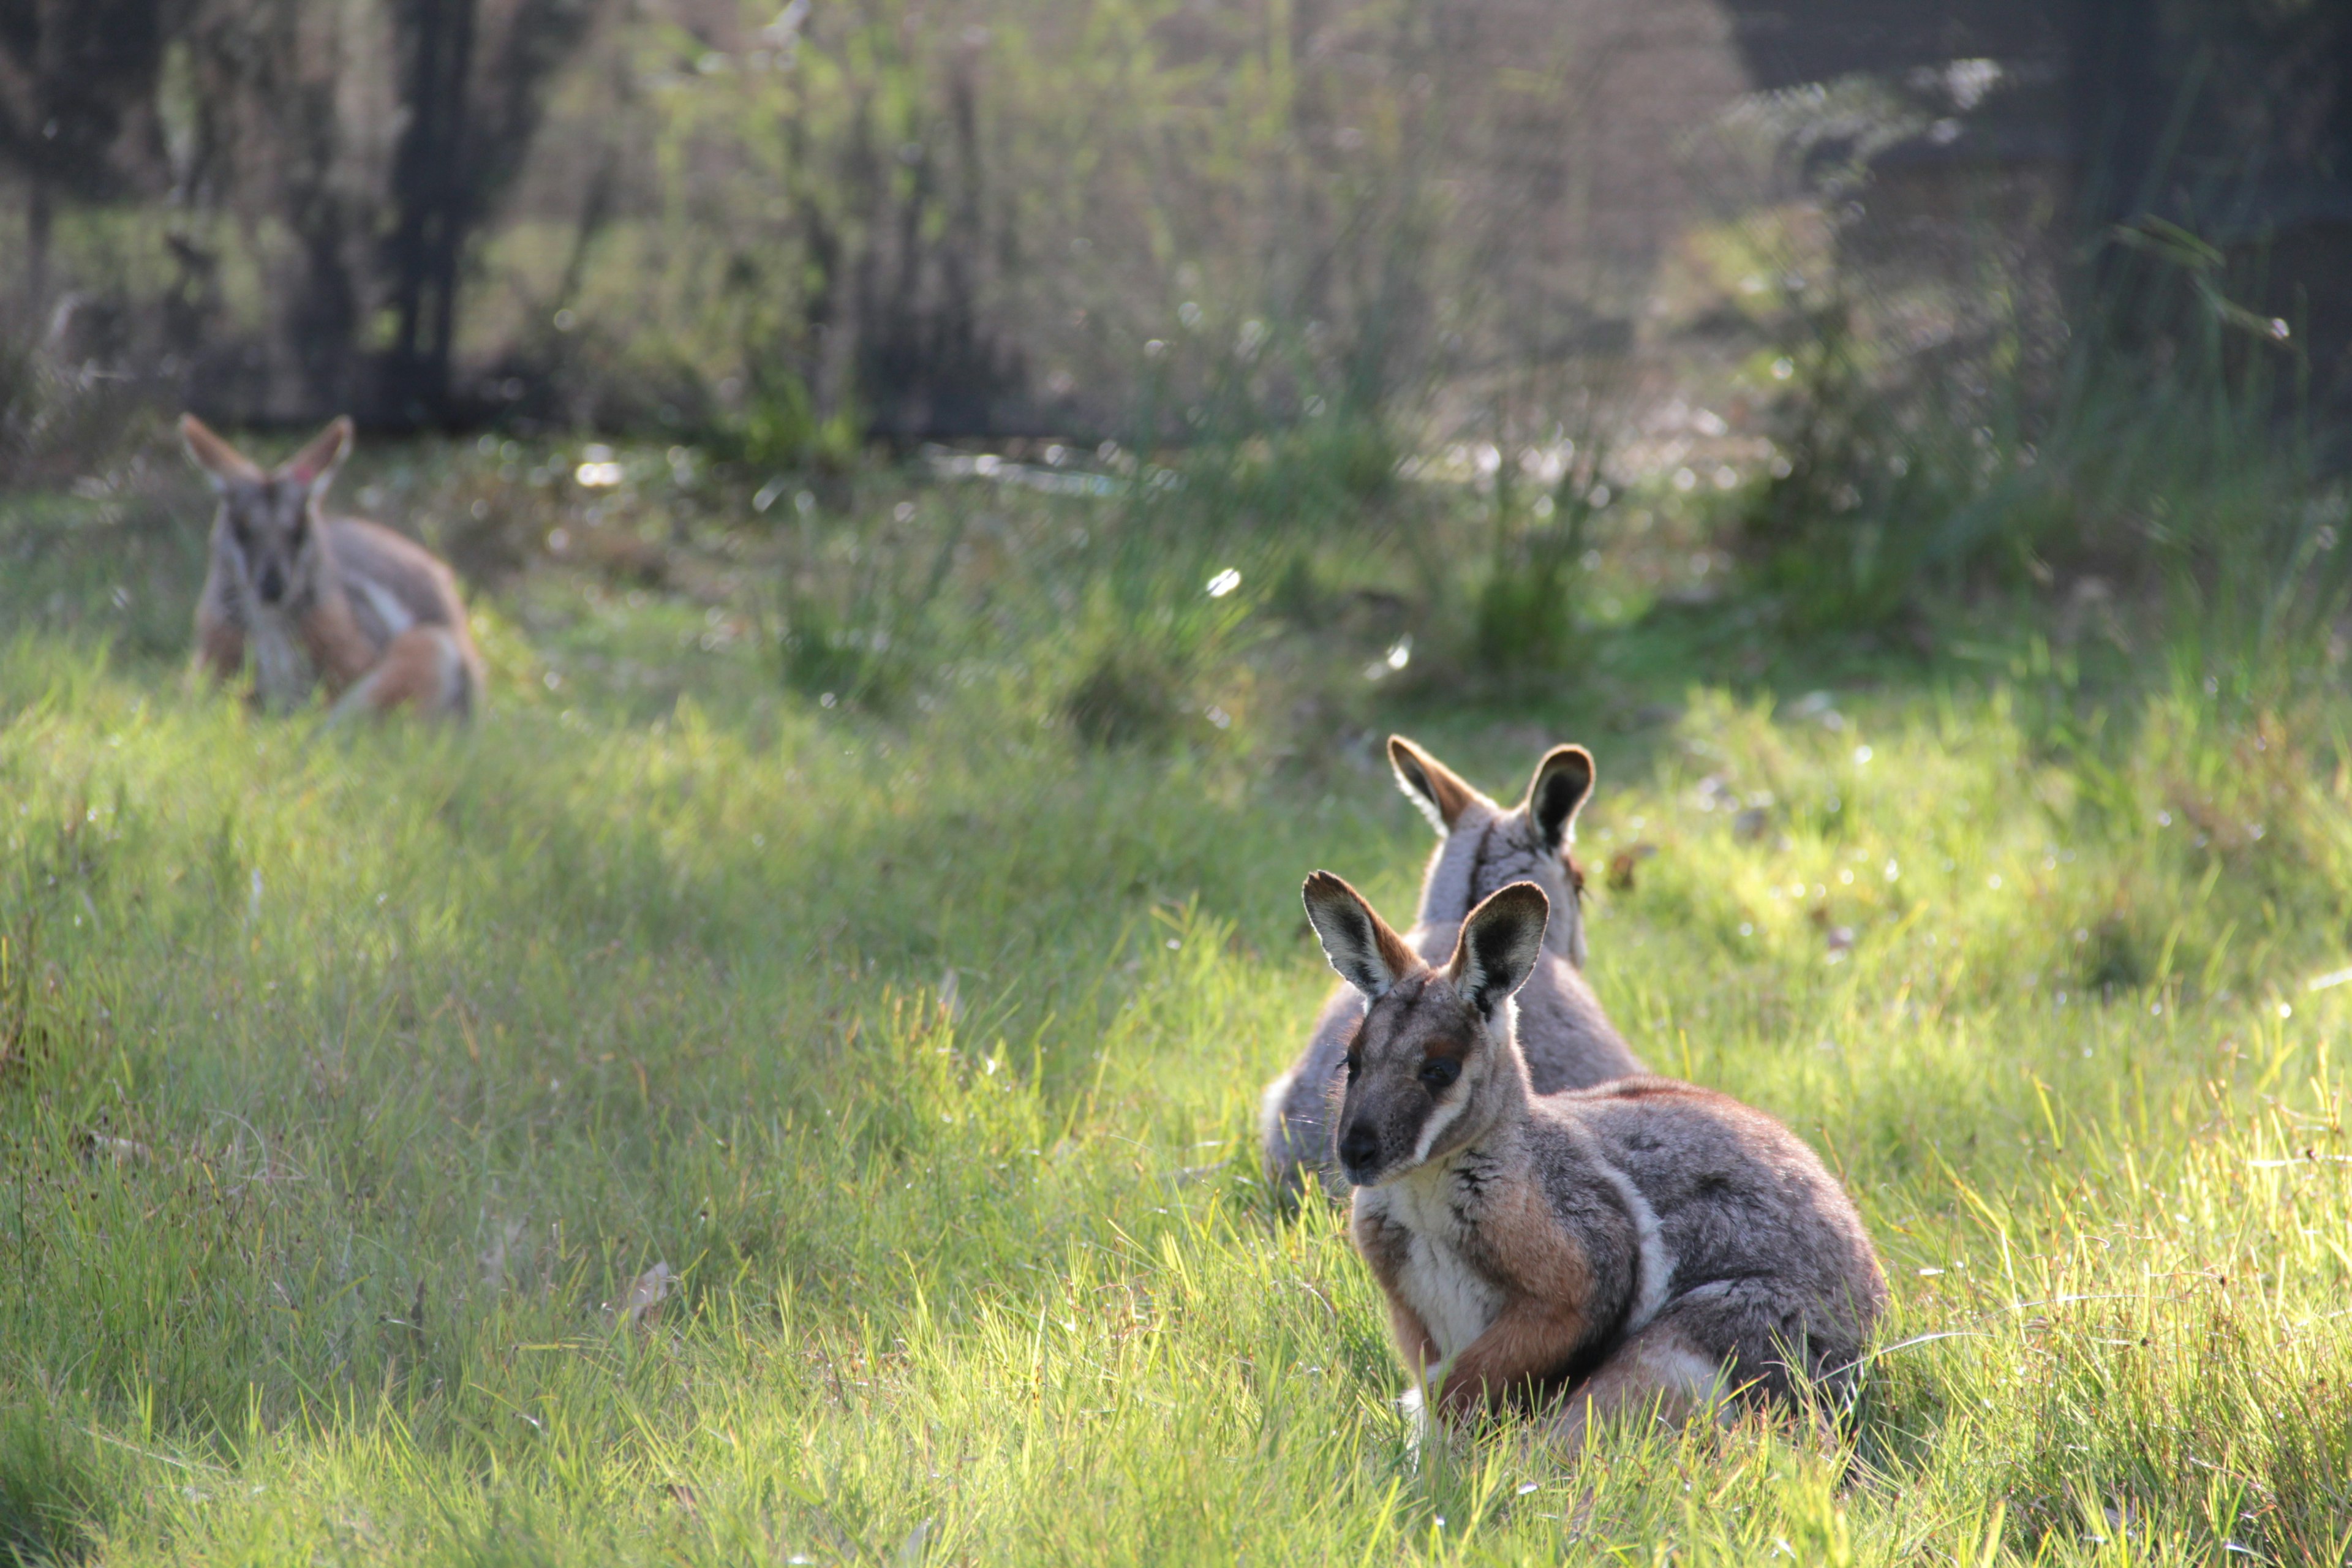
[1389,736,1596,964]
[183,415,353,613]
[1302,871,1550,1188]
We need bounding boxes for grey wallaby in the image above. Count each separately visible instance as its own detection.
[1303,872,1886,1453]
[1260,737,1640,1204]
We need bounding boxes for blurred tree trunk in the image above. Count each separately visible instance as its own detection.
[382,0,598,428]
[383,0,475,426]
[2062,0,2167,343]
[0,0,176,312]
[23,171,48,307]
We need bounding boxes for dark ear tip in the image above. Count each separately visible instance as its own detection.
[1474,882,1550,945]
[1496,880,1550,915]
[1539,742,1594,783]
[1301,869,1348,903]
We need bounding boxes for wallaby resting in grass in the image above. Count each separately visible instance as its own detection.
[1260,737,1641,1205]
[1301,872,1885,1453]
[183,414,483,720]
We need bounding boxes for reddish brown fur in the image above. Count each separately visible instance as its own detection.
[1436,1180,1594,1417]
[353,628,462,712]
[1549,1322,1728,1455]
[193,613,245,684]
[181,417,260,482]
[296,589,380,688]
[183,414,481,720]
[1388,736,1480,828]
[1368,911,1420,986]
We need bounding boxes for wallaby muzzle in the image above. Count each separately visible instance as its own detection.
[1333,1086,1431,1187]
[1337,1121,1382,1182]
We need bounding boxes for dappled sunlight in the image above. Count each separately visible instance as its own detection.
[9,558,2352,1561]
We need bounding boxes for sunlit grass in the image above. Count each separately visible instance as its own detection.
[7,467,2352,1564]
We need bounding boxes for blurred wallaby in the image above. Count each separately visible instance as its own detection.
[183,415,483,720]
[1301,872,1885,1452]
[1260,737,1640,1205]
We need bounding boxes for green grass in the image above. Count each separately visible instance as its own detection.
[7,448,2352,1565]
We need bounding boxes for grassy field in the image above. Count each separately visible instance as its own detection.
[7,440,2352,1565]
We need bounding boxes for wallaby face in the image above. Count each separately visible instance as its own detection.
[182,412,482,721]
[1260,739,1637,1210]
[1304,872,1548,1187]
[184,415,351,614]
[1390,737,1594,964]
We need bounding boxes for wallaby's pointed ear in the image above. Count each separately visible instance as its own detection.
[1303,870,1422,1000]
[181,414,260,490]
[278,415,354,497]
[1526,744,1596,850]
[1448,881,1548,1017]
[1389,735,1481,833]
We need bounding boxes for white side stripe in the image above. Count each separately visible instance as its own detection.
[356,576,418,639]
[1591,1156,1673,1335]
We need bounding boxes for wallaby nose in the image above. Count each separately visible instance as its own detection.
[1337,1123,1381,1181]
[257,565,286,603]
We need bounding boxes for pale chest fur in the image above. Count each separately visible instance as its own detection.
[1361,1157,1506,1363]
[247,609,316,710]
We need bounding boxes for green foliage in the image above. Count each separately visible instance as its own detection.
[774,493,961,712]
[0,1391,121,1565]
[1735,213,2340,644]
[12,437,2352,1562]
[1469,473,1603,677]
[730,372,863,475]
[1057,510,1260,750]
[1737,295,1964,630]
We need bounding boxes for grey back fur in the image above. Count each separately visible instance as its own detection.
[1522,1077,1887,1409]
[1307,873,1886,1431]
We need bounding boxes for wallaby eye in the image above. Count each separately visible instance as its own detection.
[1342,1053,1360,1081]
[1417,1057,1460,1091]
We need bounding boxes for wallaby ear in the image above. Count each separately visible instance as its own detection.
[1525,744,1596,850]
[1302,870,1422,1000]
[1389,735,1481,832]
[181,414,261,490]
[277,415,354,497]
[1448,881,1549,1017]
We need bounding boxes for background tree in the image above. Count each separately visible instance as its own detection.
[0,0,179,310]
[382,0,601,426]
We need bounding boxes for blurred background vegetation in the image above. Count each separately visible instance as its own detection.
[10,9,2352,1560]
[1,0,2349,676]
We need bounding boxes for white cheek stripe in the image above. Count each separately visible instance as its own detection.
[1410,1082,1466,1166]
[1407,1002,1510,1166]
[1591,1156,1673,1335]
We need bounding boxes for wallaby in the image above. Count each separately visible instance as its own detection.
[1261,737,1641,1205]
[183,414,483,720]
[1301,872,1885,1452]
